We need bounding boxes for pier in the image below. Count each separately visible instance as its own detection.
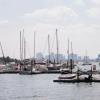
[53,79,100,83]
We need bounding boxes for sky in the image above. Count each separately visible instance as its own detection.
[0,0,100,59]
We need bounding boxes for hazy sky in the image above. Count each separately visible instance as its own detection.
[0,0,100,59]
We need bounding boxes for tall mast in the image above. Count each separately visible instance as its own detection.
[20,31,22,61]
[0,42,5,64]
[34,32,36,59]
[22,29,24,60]
[56,29,59,64]
[48,34,50,63]
[70,41,74,72]
[67,39,70,66]
[71,41,73,60]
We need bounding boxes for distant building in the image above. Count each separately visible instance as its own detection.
[96,54,100,62]
[83,56,91,63]
[69,54,78,61]
[45,53,66,63]
[77,56,82,61]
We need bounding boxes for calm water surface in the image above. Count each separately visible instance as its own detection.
[0,74,100,100]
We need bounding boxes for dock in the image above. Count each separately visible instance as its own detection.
[53,79,100,83]
[0,70,19,74]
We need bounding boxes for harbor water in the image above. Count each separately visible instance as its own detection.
[0,74,100,100]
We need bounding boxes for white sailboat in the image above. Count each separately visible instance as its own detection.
[58,40,76,79]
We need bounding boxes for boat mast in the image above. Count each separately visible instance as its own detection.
[22,29,24,60]
[20,31,22,61]
[48,34,50,63]
[70,41,73,73]
[56,29,59,64]
[34,32,36,59]
[32,32,36,72]
[0,42,5,64]
[20,29,26,71]
[20,31,22,71]
[71,41,73,61]
[67,39,70,67]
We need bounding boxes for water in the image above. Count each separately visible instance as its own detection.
[0,74,100,100]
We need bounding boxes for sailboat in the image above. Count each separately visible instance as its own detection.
[19,30,33,74]
[54,29,62,69]
[47,29,62,71]
[60,39,70,74]
[46,34,54,70]
[0,42,7,72]
[31,32,44,74]
[0,42,19,73]
[57,40,76,79]
[19,30,43,74]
